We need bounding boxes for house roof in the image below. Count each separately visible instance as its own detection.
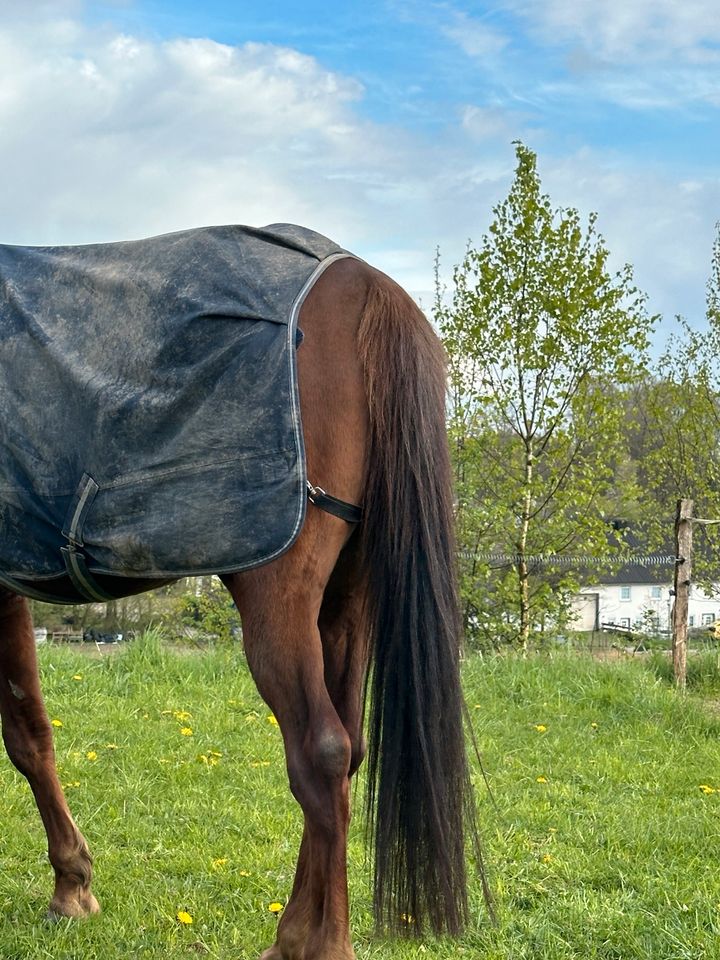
[577,520,714,586]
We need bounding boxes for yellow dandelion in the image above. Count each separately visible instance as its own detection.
[86,751,98,761]
[72,674,83,681]
[212,858,228,869]
[267,714,279,726]
[51,718,63,728]
[239,870,250,877]
[536,776,548,783]
[534,724,547,733]
[180,727,193,737]
[268,902,283,914]
[173,710,192,722]
[591,722,598,729]
[699,784,716,795]
[541,854,553,863]
[176,910,193,925]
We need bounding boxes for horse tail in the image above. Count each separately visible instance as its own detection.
[357,268,484,935]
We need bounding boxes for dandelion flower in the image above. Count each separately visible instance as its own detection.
[699,784,716,795]
[51,719,63,728]
[239,870,250,877]
[212,858,228,869]
[176,910,193,925]
[534,724,547,733]
[72,674,83,681]
[267,714,279,726]
[268,902,283,914]
[180,727,193,737]
[536,776,548,783]
[173,710,192,722]
[86,751,98,761]
[542,854,553,863]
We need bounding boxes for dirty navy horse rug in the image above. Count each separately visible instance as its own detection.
[0,223,353,604]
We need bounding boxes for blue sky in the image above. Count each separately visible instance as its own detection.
[1,1,719,337]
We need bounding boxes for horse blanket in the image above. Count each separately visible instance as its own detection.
[0,223,352,603]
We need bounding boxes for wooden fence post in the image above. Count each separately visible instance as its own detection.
[672,498,693,691]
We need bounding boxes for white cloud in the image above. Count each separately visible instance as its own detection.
[461,105,517,140]
[0,12,716,334]
[509,0,720,64]
[0,21,385,244]
[539,150,720,330]
[442,11,509,59]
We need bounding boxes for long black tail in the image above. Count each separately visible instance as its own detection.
[358,270,485,934]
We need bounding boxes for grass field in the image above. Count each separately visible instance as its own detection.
[1,635,720,959]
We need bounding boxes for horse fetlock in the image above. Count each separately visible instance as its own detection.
[49,855,99,920]
[50,834,94,887]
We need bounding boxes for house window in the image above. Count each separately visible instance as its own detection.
[619,618,631,628]
[620,585,631,601]
[689,616,695,627]
[702,613,715,625]
[650,586,662,599]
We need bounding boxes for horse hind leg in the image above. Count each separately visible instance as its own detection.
[223,519,359,960]
[250,542,367,960]
[0,590,99,919]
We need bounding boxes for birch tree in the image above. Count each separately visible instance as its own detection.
[437,144,654,649]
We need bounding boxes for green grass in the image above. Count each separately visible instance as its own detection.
[2,638,720,959]
[647,648,720,695]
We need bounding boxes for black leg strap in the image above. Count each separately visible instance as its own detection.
[306,481,363,525]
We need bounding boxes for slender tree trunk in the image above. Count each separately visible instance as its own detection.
[518,442,534,652]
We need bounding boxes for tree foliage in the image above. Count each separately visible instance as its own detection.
[631,224,720,582]
[436,143,654,648]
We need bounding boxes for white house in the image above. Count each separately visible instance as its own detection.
[573,571,719,634]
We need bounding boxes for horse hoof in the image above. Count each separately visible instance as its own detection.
[47,891,101,920]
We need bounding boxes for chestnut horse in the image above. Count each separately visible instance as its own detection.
[0,256,482,958]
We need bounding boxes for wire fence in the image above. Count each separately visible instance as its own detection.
[459,552,677,567]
